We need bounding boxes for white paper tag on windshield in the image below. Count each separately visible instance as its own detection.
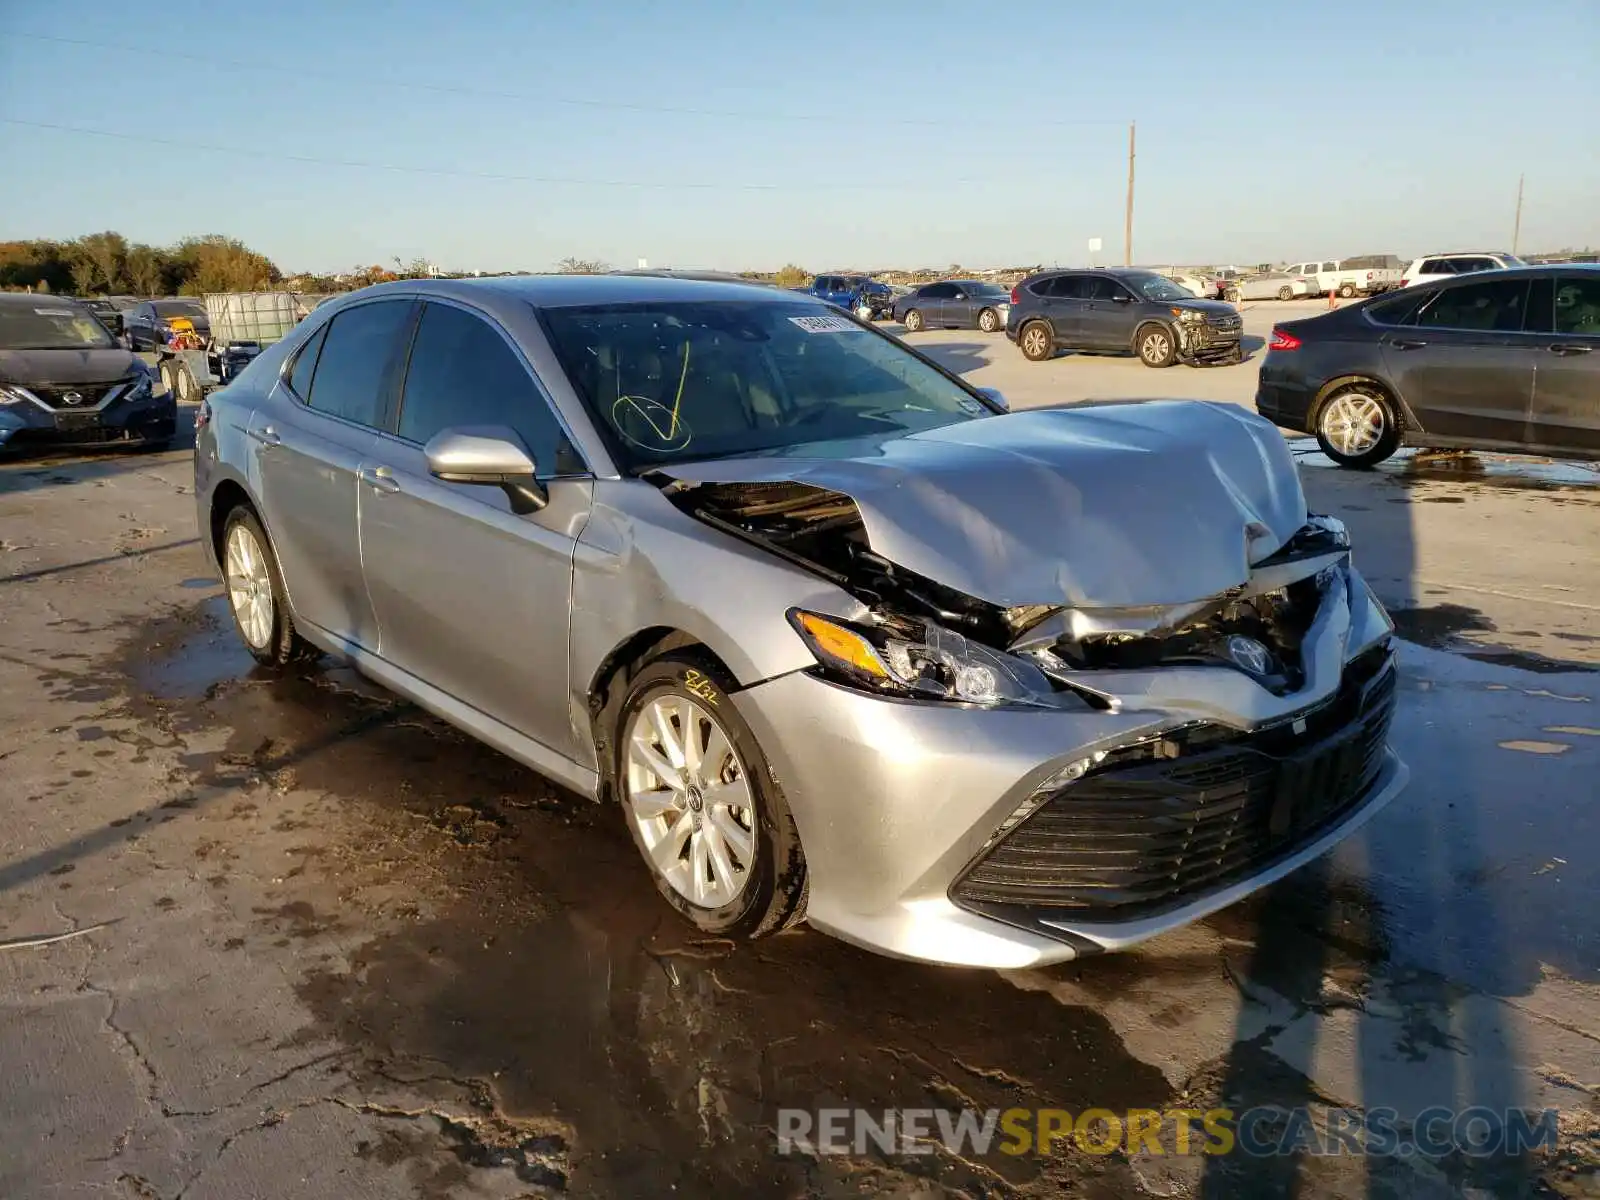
[789,314,861,334]
[35,309,76,317]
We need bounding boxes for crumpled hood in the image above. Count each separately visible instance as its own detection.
[0,348,143,386]
[662,401,1308,609]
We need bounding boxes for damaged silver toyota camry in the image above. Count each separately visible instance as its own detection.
[193,275,1407,968]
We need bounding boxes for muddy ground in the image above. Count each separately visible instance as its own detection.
[2,392,1598,1200]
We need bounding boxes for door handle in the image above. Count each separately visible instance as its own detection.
[360,465,401,494]
[1548,343,1593,356]
[248,425,281,446]
[1389,339,1427,351]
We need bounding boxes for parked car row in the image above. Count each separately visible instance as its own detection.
[1257,263,1599,467]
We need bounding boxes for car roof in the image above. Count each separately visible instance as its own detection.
[0,292,88,307]
[317,274,828,311]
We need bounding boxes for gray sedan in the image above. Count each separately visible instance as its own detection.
[194,275,1406,968]
[893,280,1013,332]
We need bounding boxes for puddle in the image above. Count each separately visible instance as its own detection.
[1288,440,1600,493]
[125,595,261,700]
[71,598,1600,1195]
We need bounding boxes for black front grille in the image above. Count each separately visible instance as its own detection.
[25,383,120,410]
[952,651,1397,923]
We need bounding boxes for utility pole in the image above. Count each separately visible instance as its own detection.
[1124,121,1136,267]
[1512,174,1524,255]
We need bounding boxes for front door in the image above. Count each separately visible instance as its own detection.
[251,298,414,649]
[1079,276,1137,349]
[1381,277,1539,445]
[1530,274,1600,453]
[356,299,591,757]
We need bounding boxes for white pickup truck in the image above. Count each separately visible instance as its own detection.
[1285,257,1403,299]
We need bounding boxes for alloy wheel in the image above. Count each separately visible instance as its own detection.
[1022,325,1050,358]
[224,522,275,649]
[624,695,756,909]
[1320,392,1386,457]
[1141,330,1171,363]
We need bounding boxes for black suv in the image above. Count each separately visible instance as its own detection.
[1006,268,1243,366]
[0,294,173,453]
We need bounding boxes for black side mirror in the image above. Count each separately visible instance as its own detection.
[1112,293,1133,304]
[424,426,548,513]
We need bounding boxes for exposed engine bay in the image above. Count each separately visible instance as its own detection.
[655,476,1351,697]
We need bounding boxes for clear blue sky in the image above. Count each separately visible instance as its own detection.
[2,0,1595,273]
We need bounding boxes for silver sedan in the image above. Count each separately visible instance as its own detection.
[194,275,1406,969]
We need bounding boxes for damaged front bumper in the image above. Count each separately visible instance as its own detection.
[1176,316,1243,361]
[732,561,1405,969]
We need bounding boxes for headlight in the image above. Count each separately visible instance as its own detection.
[123,373,153,400]
[789,610,1080,709]
[1172,308,1205,322]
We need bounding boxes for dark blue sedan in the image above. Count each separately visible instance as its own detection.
[892,280,1013,333]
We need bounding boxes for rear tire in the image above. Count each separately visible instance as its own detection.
[902,309,924,333]
[1018,320,1054,361]
[1277,285,1294,301]
[1225,288,1241,303]
[174,361,200,404]
[614,652,808,940]
[220,506,319,667]
[1314,383,1402,468]
[1136,323,1177,368]
[158,359,176,397]
[977,307,999,333]
[1339,283,1357,299]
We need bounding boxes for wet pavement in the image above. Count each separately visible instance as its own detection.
[2,437,1598,1199]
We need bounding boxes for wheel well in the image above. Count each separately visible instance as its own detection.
[208,480,255,565]
[586,627,721,803]
[1311,375,1413,432]
[1132,319,1173,349]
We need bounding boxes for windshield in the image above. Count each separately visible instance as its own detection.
[1128,273,1196,302]
[541,300,994,469]
[0,303,117,350]
[1500,254,1528,268]
[154,300,205,319]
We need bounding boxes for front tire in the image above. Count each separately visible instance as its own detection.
[977,307,999,333]
[902,309,924,333]
[1339,283,1357,299]
[1136,323,1177,367]
[615,653,807,939]
[1225,288,1241,303]
[158,359,176,397]
[1018,320,1054,361]
[220,507,319,666]
[1314,384,1402,468]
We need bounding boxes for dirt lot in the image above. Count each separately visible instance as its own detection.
[2,345,1598,1199]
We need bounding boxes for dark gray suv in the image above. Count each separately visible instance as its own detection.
[1006,269,1244,367]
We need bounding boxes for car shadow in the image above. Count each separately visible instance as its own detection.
[913,341,993,377]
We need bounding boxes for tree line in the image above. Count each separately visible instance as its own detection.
[0,232,282,297]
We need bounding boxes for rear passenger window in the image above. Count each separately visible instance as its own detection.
[1422,259,1453,275]
[1364,292,1424,326]
[1322,261,1337,273]
[397,302,581,475]
[305,300,412,428]
[1048,276,1088,299]
[285,323,328,401]
[1416,279,1531,332]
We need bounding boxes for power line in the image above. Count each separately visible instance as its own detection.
[9,32,1125,131]
[0,118,1008,192]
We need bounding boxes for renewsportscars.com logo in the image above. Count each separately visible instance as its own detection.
[777,1106,1562,1160]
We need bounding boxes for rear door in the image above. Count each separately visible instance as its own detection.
[250,298,414,650]
[1038,275,1089,340]
[918,282,957,326]
[1530,273,1600,453]
[1380,277,1539,444]
[356,299,592,755]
